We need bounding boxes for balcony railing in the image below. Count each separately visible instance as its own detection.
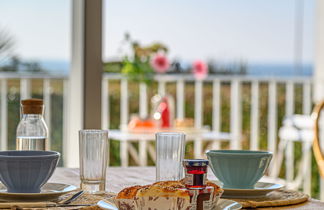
[0,72,321,198]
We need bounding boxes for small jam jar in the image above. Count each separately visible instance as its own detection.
[183,159,209,189]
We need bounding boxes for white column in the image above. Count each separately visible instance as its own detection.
[314,0,324,102]
[65,0,103,167]
[315,2,324,198]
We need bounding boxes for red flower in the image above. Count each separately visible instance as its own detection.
[193,60,208,80]
[151,54,170,73]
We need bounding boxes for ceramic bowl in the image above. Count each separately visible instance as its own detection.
[206,150,272,189]
[0,150,60,193]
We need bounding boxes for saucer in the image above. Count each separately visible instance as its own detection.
[0,183,77,201]
[216,199,242,210]
[97,198,242,210]
[214,181,284,198]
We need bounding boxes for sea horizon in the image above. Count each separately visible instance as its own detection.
[36,60,313,77]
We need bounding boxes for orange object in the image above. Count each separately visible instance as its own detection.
[128,116,156,130]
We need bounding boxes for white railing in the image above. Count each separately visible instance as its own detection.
[101,73,319,197]
[0,72,320,198]
[102,74,312,151]
[0,72,68,153]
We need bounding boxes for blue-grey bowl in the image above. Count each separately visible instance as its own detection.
[206,150,272,189]
[0,150,60,193]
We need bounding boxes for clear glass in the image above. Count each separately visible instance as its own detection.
[16,112,48,151]
[156,132,185,181]
[79,129,109,194]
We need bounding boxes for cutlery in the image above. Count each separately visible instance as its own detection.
[0,202,91,209]
[0,190,92,208]
[60,190,85,204]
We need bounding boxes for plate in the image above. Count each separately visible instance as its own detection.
[214,181,284,198]
[97,199,242,210]
[0,183,77,201]
[216,199,242,210]
[97,200,118,210]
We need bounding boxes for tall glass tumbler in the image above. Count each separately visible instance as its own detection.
[156,132,185,181]
[79,130,109,193]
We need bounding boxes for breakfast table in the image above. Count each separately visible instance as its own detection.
[47,167,324,210]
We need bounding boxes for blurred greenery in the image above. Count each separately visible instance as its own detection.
[2,77,320,198]
[120,33,168,84]
[106,80,320,198]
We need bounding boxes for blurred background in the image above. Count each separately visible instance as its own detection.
[0,0,321,199]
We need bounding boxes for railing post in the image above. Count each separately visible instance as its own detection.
[62,79,69,166]
[267,81,277,158]
[43,79,51,150]
[250,81,259,150]
[303,81,312,114]
[176,80,185,119]
[267,81,278,177]
[285,82,295,183]
[158,81,166,96]
[303,81,312,194]
[20,78,31,99]
[139,82,148,166]
[139,82,148,119]
[212,79,221,150]
[230,79,241,149]
[321,178,324,201]
[0,80,7,150]
[102,78,109,129]
[120,79,129,130]
[194,80,203,158]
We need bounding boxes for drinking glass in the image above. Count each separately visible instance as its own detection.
[79,129,109,193]
[156,132,185,181]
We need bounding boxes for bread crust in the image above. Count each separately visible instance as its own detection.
[206,180,224,195]
[116,185,143,199]
[115,180,222,202]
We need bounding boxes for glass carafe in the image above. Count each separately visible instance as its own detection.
[16,99,48,150]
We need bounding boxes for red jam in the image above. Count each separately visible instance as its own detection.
[183,159,209,189]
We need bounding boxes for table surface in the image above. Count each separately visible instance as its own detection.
[49,167,324,210]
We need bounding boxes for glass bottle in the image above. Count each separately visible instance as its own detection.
[16,99,48,150]
[151,94,175,129]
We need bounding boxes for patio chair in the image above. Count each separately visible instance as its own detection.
[271,114,313,193]
[313,100,324,178]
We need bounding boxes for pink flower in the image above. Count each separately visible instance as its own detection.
[193,60,208,80]
[151,54,170,73]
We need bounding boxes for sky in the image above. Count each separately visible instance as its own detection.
[0,0,316,65]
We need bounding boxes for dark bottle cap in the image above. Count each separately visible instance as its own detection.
[183,159,209,167]
[21,98,44,114]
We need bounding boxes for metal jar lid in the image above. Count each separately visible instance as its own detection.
[183,159,209,167]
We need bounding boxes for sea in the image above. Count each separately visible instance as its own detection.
[38,60,313,77]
